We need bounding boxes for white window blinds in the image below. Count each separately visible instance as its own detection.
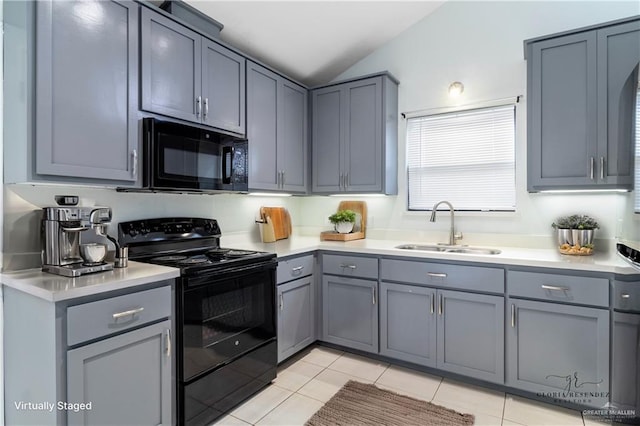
[407,105,516,211]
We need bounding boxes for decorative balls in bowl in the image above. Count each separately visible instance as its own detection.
[552,214,598,256]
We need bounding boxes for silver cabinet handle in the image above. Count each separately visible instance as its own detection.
[600,157,605,180]
[511,304,516,328]
[340,264,357,269]
[372,287,376,305]
[430,293,435,314]
[165,329,171,358]
[196,96,202,117]
[438,293,443,315]
[621,293,631,299]
[590,157,595,180]
[112,306,144,320]
[131,149,138,179]
[279,293,284,311]
[204,97,209,118]
[428,272,447,278]
[282,171,285,187]
[541,284,570,292]
[339,173,344,190]
[291,266,304,275]
[344,172,348,189]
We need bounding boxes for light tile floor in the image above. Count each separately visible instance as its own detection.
[214,345,599,426]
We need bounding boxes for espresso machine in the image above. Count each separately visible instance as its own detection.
[41,206,115,277]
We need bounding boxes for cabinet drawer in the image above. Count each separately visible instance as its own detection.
[277,254,314,284]
[322,254,378,279]
[508,271,608,307]
[381,259,504,293]
[67,285,171,346]
[612,280,640,311]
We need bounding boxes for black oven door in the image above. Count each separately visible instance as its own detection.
[180,260,276,383]
[143,118,247,192]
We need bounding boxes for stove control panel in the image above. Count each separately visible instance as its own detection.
[119,218,222,245]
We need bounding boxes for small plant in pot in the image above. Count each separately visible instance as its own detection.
[329,209,357,234]
[552,214,599,255]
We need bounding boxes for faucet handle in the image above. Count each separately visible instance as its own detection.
[454,231,463,242]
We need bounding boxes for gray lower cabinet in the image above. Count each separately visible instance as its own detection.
[506,298,609,407]
[380,283,504,383]
[247,61,308,193]
[611,312,640,412]
[380,282,437,367]
[322,275,378,353]
[141,7,246,134]
[277,276,315,362]
[526,18,639,191]
[67,320,172,425]
[437,290,504,384]
[35,0,138,182]
[311,74,398,194]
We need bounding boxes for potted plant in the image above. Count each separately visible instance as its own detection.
[328,209,357,234]
[552,214,599,255]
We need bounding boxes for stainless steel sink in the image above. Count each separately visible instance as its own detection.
[395,244,501,255]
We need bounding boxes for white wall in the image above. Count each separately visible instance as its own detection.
[299,1,640,248]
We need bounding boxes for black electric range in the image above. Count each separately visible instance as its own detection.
[119,218,277,426]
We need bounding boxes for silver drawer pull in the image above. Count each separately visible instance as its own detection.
[621,294,631,299]
[511,304,516,328]
[340,264,357,269]
[165,329,171,358]
[430,293,435,314]
[112,307,144,320]
[428,272,447,278]
[291,266,304,274]
[541,284,570,292]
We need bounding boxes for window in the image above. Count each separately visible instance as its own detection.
[406,104,516,211]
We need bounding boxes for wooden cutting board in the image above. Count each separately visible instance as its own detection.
[261,207,291,240]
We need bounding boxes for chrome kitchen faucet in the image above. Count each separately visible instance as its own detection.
[430,200,463,246]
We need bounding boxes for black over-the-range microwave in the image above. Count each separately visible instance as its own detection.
[126,118,248,193]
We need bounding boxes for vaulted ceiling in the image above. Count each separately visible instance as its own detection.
[185,1,445,86]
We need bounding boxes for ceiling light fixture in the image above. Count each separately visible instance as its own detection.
[448,81,464,97]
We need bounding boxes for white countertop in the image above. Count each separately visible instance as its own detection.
[1,261,180,302]
[223,235,640,275]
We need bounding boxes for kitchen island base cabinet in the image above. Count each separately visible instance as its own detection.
[322,276,378,353]
[278,276,315,363]
[437,290,504,384]
[67,320,172,426]
[506,299,609,408]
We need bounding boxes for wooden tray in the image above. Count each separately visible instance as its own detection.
[320,231,366,241]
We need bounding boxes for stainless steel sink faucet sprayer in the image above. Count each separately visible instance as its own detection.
[430,200,463,246]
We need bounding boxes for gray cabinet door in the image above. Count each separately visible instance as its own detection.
[247,61,279,191]
[201,39,246,134]
[506,298,609,407]
[36,0,138,182]
[344,77,383,192]
[141,7,201,123]
[597,21,640,188]
[278,276,315,363]
[380,282,436,367]
[311,86,343,193]
[528,32,598,191]
[279,80,308,192]
[612,312,640,412]
[67,320,172,425]
[436,290,504,384]
[322,275,378,353]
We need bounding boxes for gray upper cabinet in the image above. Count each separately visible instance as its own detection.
[311,74,398,194]
[36,0,139,182]
[247,61,308,193]
[527,18,639,191]
[141,7,246,135]
[506,298,609,408]
[322,275,378,353]
[67,320,172,425]
[437,290,504,384]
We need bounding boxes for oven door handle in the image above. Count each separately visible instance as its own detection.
[185,259,277,285]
